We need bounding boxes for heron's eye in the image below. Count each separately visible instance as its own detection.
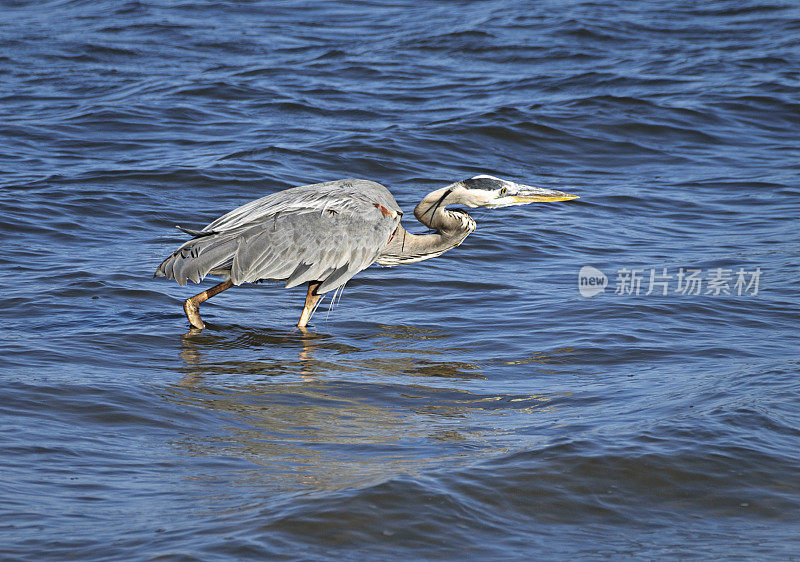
[500,187,507,196]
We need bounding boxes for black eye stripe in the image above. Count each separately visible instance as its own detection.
[462,177,502,190]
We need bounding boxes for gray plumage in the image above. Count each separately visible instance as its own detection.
[155,179,402,293]
[154,174,578,329]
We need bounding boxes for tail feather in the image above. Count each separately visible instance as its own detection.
[154,231,240,285]
[176,225,215,237]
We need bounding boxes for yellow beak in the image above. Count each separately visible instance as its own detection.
[512,192,579,203]
[510,184,579,203]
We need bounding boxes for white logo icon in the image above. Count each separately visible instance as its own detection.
[578,266,608,297]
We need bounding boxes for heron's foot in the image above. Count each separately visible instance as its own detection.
[183,298,205,330]
[297,281,322,329]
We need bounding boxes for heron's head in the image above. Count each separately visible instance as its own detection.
[448,174,578,208]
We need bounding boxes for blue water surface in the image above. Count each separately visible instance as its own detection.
[1,0,799,558]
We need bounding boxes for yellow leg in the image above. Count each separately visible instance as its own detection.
[183,280,234,329]
[297,281,322,328]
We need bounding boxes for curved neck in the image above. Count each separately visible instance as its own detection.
[376,186,476,266]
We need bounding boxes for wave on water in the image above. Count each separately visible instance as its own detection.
[1,0,799,558]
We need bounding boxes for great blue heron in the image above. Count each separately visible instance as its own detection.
[155,175,578,329]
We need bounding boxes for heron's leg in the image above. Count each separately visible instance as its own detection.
[183,280,234,329]
[297,281,322,328]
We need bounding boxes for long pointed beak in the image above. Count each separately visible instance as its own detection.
[511,184,579,203]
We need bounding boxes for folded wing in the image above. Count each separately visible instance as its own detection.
[155,179,402,294]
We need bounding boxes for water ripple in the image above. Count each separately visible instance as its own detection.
[1,0,798,558]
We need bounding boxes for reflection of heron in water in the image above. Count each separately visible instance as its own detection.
[155,175,578,329]
[169,323,566,493]
[177,325,327,381]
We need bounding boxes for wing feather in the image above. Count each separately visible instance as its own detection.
[202,179,401,233]
[156,179,402,291]
[230,203,398,292]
